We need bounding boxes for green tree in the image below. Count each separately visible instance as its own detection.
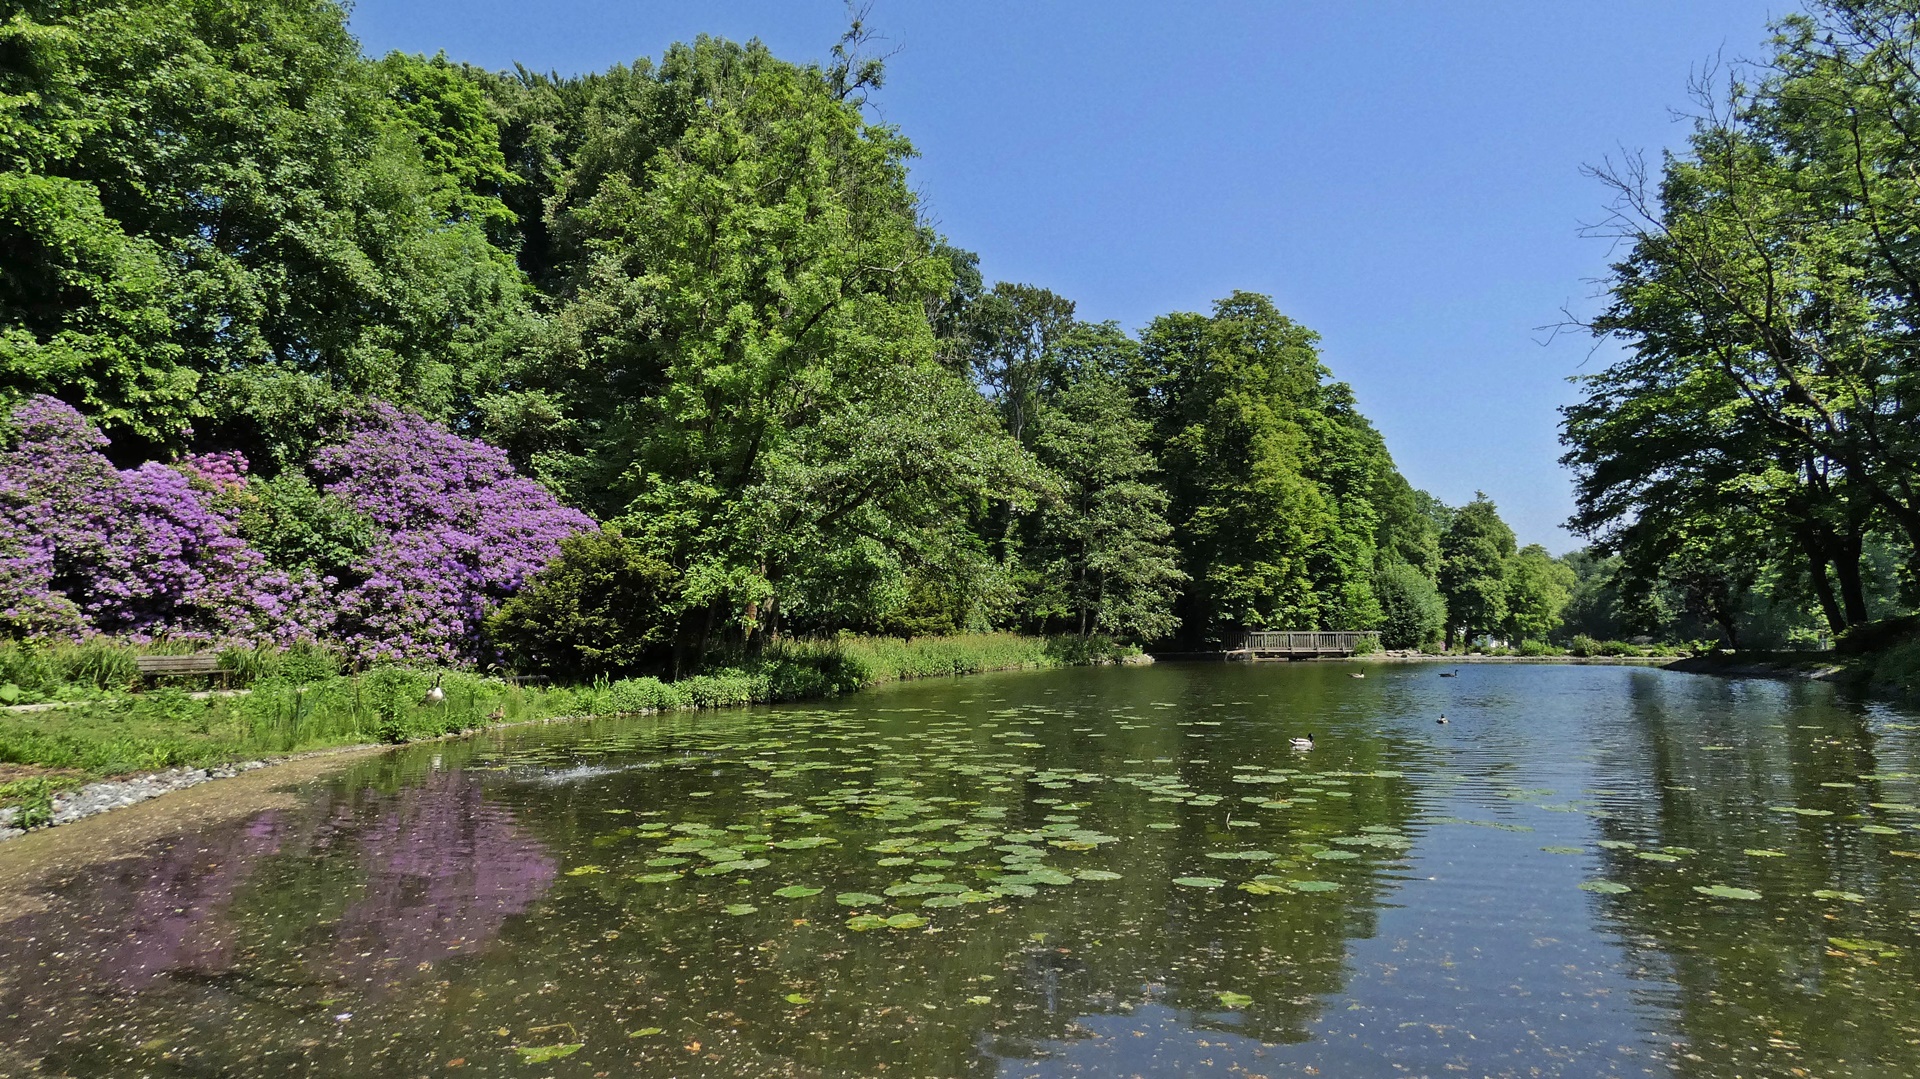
[1503,544,1577,644]
[1024,345,1184,641]
[507,38,1043,662]
[1439,493,1515,647]
[1374,562,1446,650]
[1132,292,1406,642]
[1,0,536,462]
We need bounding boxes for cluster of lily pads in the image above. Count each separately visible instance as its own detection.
[474,706,1419,934]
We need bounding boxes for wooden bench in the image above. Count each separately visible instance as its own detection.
[135,654,228,688]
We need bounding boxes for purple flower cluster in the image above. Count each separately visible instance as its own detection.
[0,397,316,642]
[0,396,592,662]
[312,403,594,663]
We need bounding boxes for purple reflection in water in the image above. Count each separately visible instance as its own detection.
[95,813,289,990]
[332,771,557,984]
[0,767,557,1046]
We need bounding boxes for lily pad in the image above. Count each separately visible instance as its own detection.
[1811,889,1866,903]
[1579,880,1632,894]
[1311,850,1360,861]
[1693,884,1762,901]
[1215,990,1253,1008]
[1205,850,1277,861]
[1540,846,1584,854]
[1173,876,1226,888]
[846,913,889,930]
[1635,852,1682,863]
[723,903,757,916]
[1288,879,1342,892]
[835,892,883,906]
[772,885,823,899]
[515,1044,583,1063]
[564,865,607,876]
[885,913,928,929]
[631,871,683,883]
[1744,849,1787,858]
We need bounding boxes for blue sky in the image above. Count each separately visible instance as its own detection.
[350,1,1786,551]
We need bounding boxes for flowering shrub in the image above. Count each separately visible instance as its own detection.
[0,397,321,641]
[309,403,595,663]
[0,397,592,662]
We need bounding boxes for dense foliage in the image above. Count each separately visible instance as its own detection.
[1562,0,1920,649]
[1,0,1573,668]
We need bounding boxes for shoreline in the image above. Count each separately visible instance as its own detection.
[8,645,1908,854]
[0,651,1153,844]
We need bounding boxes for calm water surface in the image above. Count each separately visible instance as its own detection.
[3,662,1919,1077]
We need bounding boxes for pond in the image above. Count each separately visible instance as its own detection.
[2,661,1918,1077]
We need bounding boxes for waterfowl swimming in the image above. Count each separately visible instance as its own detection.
[1290,733,1315,750]
[1438,669,1460,678]
[1436,714,1449,724]
[1349,672,1366,679]
[421,672,445,706]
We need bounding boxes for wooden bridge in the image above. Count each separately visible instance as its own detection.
[1232,630,1379,659]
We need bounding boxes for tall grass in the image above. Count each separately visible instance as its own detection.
[0,633,1141,801]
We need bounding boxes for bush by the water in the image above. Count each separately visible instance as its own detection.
[1569,635,1650,658]
[485,530,681,679]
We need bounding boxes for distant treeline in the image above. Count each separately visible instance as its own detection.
[1562,0,1920,651]
[4,0,1612,672]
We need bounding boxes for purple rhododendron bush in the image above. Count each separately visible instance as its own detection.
[0,396,592,664]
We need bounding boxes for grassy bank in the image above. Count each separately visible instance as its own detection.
[0,633,1134,826]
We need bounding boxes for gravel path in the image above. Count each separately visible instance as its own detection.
[0,760,277,841]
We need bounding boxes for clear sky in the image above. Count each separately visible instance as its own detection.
[349,0,1786,551]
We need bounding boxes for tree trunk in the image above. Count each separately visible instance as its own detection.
[1794,525,1847,635]
[1833,530,1870,628]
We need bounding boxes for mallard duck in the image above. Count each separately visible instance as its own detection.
[1290,733,1315,750]
[421,672,445,706]
[1436,714,1449,724]
[486,705,505,722]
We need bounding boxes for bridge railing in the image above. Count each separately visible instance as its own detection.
[1240,630,1379,653]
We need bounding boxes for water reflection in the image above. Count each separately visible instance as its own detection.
[0,662,1914,1076]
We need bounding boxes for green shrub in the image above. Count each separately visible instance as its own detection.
[0,638,143,699]
[1596,639,1647,657]
[1515,640,1565,657]
[218,640,342,685]
[486,530,680,680]
[1374,563,1446,650]
[1868,634,1920,697]
[231,471,374,582]
[1569,635,1600,657]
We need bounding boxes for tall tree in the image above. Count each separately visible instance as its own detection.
[501,37,1043,662]
[1503,543,1577,644]
[0,0,535,466]
[1022,325,1184,641]
[1439,493,1515,647]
